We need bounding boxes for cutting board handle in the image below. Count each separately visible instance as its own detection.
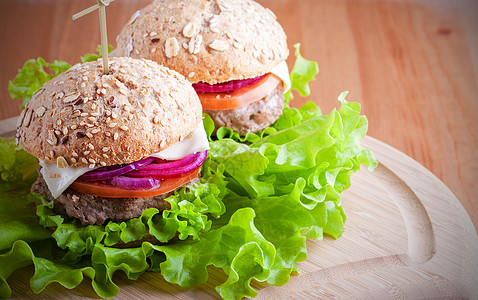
[372,163,436,264]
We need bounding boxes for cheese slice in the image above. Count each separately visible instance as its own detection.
[41,120,210,198]
[270,61,291,94]
[150,119,210,160]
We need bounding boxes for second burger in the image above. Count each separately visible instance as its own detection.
[115,0,291,135]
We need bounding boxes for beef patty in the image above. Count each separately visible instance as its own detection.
[32,170,199,225]
[204,85,284,135]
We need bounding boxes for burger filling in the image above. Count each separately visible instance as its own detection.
[192,61,291,112]
[40,120,209,198]
[33,121,210,224]
[32,171,200,225]
[205,85,284,135]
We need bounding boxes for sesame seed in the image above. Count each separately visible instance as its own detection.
[128,114,134,120]
[91,112,100,117]
[88,158,95,164]
[183,22,198,38]
[165,37,180,58]
[80,83,86,88]
[111,112,118,119]
[57,92,65,99]
[113,133,119,140]
[103,154,109,159]
[86,123,94,128]
[87,143,94,150]
[100,162,107,167]
[80,112,89,117]
[82,76,88,81]
[233,41,242,49]
[47,130,57,145]
[71,110,81,118]
[62,127,68,135]
[153,115,159,124]
[209,40,229,51]
[86,132,93,138]
[91,103,97,110]
[160,119,167,126]
[56,156,69,169]
[89,164,95,169]
[71,124,78,130]
[91,128,100,134]
[105,110,112,116]
[23,110,32,127]
[88,117,96,122]
[36,106,46,117]
[188,34,202,54]
[105,132,111,137]
[62,92,80,103]
[160,140,165,148]
[72,151,78,157]
[102,147,110,152]
[81,158,88,164]
[188,72,195,78]
[55,130,61,136]
[71,157,77,163]
[120,125,128,131]
[108,123,117,128]
[83,151,91,155]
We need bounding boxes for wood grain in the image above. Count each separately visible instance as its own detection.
[0,0,476,232]
[6,136,478,298]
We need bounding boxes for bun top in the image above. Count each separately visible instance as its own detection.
[115,0,289,84]
[17,57,202,168]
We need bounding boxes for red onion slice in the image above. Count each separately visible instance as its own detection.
[192,75,265,93]
[110,176,162,190]
[79,157,155,182]
[149,152,198,170]
[127,151,207,179]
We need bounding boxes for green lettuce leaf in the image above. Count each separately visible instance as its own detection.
[0,45,376,300]
[285,43,319,102]
[8,58,71,108]
[81,45,113,63]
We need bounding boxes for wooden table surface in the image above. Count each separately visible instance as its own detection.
[0,0,476,235]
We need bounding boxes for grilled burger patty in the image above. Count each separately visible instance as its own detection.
[204,85,284,135]
[32,170,199,225]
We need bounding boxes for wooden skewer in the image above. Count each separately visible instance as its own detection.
[72,0,114,75]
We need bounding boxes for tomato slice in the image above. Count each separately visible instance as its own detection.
[69,167,200,198]
[198,73,281,110]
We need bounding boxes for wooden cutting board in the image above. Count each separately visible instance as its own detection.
[6,136,478,299]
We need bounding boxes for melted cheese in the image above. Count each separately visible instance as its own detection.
[270,61,291,94]
[41,120,209,198]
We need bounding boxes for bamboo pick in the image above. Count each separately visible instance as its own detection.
[72,0,114,75]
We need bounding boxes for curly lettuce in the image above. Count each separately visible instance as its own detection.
[8,59,71,109]
[0,45,376,299]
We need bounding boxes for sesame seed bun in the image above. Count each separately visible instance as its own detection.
[115,0,289,84]
[17,57,202,168]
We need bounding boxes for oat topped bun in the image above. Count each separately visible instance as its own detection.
[17,57,202,168]
[115,0,289,84]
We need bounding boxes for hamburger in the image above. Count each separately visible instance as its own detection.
[115,0,291,135]
[16,56,209,226]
